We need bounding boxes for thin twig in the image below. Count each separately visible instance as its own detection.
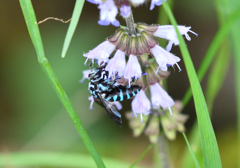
[38,17,71,24]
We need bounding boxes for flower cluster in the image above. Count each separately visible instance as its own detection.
[82,0,195,142]
[126,100,189,143]
[84,23,197,81]
[87,0,167,26]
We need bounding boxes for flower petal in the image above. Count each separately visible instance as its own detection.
[120,5,131,18]
[83,41,115,61]
[98,0,119,27]
[151,45,181,71]
[105,50,126,77]
[124,55,142,81]
[153,25,198,50]
[150,83,174,109]
[132,90,151,122]
[80,69,91,83]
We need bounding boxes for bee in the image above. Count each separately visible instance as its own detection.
[88,63,142,126]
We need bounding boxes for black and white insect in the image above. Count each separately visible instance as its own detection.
[88,63,142,126]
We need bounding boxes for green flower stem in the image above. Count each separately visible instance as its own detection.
[162,1,222,168]
[125,9,136,35]
[129,144,152,168]
[19,0,105,167]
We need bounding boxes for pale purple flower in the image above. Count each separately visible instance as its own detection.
[88,96,95,110]
[124,55,142,84]
[87,0,102,5]
[98,0,120,27]
[150,45,181,72]
[105,50,126,78]
[114,101,122,110]
[150,0,166,10]
[131,90,151,122]
[83,41,115,64]
[150,83,174,116]
[120,5,131,18]
[153,25,198,51]
[80,69,91,83]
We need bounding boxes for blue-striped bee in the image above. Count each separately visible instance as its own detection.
[88,63,142,126]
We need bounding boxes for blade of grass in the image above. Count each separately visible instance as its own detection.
[182,7,240,106]
[61,0,85,58]
[180,7,240,168]
[205,45,230,111]
[182,133,201,168]
[0,152,143,168]
[218,2,240,167]
[181,44,230,168]
[19,1,105,167]
[161,1,222,167]
[129,144,153,168]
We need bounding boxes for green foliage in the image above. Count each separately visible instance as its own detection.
[19,0,105,167]
[162,1,222,168]
[62,0,85,58]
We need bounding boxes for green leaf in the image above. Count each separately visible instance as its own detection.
[161,1,222,168]
[182,7,240,107]
[129,144,152,168]
[0,152,144,168]
[205,45,230,111]
[180,7,240,168]
[182,133,201,168]
[216,1,240,167]
[61,0,85,58]
[19,0,105,167]
[181,45,230,168]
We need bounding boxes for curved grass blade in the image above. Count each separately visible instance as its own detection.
[182,7,240,106]
[61,0,85,58]
[182,133,201,168]
[219,1,240,167]
[0,152,144,168]
[181,45,230,168]
[129,144,152,168]
[19,0,105,167]
[161,1,222,167]
[180,6,240,168]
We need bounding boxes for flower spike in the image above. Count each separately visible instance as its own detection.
[150,0,167,10]
[98,0,120,27]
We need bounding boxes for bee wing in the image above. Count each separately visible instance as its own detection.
[97,93,122,127]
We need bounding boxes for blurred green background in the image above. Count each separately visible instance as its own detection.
[0,0,237,167]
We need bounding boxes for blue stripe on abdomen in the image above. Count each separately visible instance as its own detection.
[106,97,111,101]
[119,94,123,101]
[113,95,118,101]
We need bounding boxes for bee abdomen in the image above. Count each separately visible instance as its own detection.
[105,85,142,102]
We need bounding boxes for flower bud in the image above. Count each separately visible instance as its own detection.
[141,31,158,49]
[136,23,158,35]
